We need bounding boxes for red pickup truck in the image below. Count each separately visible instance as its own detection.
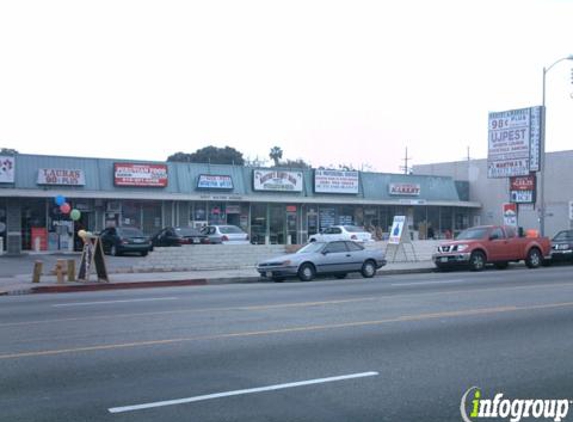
[432,225,551,271]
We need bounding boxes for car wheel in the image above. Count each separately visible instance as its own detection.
[526,248,542,269]
[111,245,120,257]
[298,263,316,282]
[469,251,486,272]
[361,260,377,278]
[335,273,348,279]
[494,261,509,270]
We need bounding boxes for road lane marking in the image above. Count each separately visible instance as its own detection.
[51,297,179,307]
[108,372,379,413]
[3,300,573,360]
[391,279,465,287]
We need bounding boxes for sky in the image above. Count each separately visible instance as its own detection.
[0,0,572,172]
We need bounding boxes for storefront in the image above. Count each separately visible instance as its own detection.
[0,154,480,254]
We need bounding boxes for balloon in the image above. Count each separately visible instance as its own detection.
[60,202,71,214]
[55,195,66,206]
[70,209,81,221]
[78,230,87,239]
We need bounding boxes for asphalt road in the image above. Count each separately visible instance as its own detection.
[2,265,573,422]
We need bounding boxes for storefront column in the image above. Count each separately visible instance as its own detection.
[6,199,22,254]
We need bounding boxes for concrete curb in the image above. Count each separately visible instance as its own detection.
[3,266,437,295]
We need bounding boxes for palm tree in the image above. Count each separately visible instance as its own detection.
[269,146,283,167]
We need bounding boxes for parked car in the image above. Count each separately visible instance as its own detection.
[550,230,573,263]
[99,227,151,256]
[151,227,209,247]
[432,225,551,271]
[308,225,374,243]
[256,240,386,282]
[200,225,250,244]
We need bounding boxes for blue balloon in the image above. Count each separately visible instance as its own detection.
[55,195,66,206]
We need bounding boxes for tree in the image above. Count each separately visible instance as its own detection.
[275,158,311,169]
[269,146,283,167]
[167,146,245,165]
[0,148,18,155]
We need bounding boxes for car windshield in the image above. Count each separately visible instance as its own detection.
[219,226,244,234]
[117,228,144,237]
[553,231,573,242]
[175,227,200,236]
[455,228,488,240]
[343,225,362,232]
[297,242,326,254]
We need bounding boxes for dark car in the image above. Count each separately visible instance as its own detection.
[151,227,210,247]
[551,230,573,263]
[99,227,151,256]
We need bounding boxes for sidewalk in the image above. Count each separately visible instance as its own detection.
[0,261,436,295]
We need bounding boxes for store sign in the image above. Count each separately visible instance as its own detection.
[389,216,406,245]
[389,183,421,196]
[37,168,86,186]
[114,163,168,187]
[487,106,542,178]
[503,203,518,227]
[510,174,536,204]
[253,170,303,192]
[0,155,15,183]
[226,205,241,214]
[314,169,359,194]
[197,174,234,190]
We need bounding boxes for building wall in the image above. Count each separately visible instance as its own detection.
[414,150,573,238]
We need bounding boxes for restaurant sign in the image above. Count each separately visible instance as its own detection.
[389,183,421,196]
[37,168,86,186]
[314,169,359,194]
[197,174,234,190]
[253,170,303,192]
[114,163,168,187]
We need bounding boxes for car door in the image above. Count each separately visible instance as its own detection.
[344,241,367,271]
[488,227,510,261]
[317,241,352,273]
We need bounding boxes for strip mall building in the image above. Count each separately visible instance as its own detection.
[0,153,480,254]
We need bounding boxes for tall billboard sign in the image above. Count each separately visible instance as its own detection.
[487,106,542,178]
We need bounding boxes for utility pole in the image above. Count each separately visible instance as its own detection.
[400,147,412,175]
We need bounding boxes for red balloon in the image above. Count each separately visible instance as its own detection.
[60,202,71,214]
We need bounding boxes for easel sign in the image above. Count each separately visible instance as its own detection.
[386,215,418,262]
[77,234,109,282]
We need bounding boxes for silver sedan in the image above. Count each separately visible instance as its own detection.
[256,240,387,282]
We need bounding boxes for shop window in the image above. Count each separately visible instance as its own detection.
[208,203,226,225]
[0,200,6,252]
[22,199,47,250]
[192,202,208,226]
[250,204,267,244]
[122,201,140,228]
[142,202,162,235]
[269,204,286,244]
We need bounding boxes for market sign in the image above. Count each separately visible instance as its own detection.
[509,174,536,204]
[114,163,168,187]
[388,183,421,196]
[487,106,542,178]
[37,168,86,186]
[253,170,303,192]
[0,155,15,183]
[197,174,234,190]
[314,169,359,194]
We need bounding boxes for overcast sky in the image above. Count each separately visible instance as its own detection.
[1,0,572,172]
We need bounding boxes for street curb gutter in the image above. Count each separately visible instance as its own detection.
[3,266,437,295]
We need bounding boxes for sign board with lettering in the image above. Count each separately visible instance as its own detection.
[114,163,168,187]
[314,170,359,194]
[37,169,86,186]
[487,106,543,178]
[503,203,518,227]
[0,156,15,183]
[388,216,407,245]
[197,174,234,190]
[509,174,536,204]
[253,170,303,192]
[388,183,421,196]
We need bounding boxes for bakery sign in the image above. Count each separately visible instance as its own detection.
[37,168,86,186]
[197,174,234,190]
[114,163,168,187]
[389,183,421,196]
[253,170,303,192]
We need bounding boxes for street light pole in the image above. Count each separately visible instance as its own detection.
[539,55,573,237]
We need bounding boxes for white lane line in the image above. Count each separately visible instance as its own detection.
[52,297,178,307]
[108,371,379,414]
[391,279,465,287]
